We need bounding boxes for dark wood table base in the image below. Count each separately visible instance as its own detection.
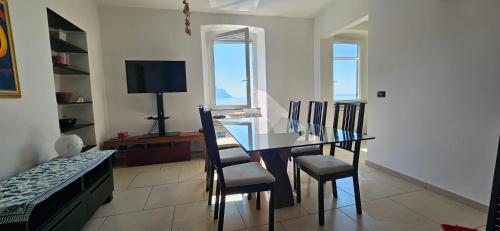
[260,149,295,208]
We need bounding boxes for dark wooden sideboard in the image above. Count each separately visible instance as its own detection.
[0,152,114,231]
[101,132,207,166]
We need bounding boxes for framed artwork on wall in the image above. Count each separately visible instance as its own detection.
[0,0,20,98]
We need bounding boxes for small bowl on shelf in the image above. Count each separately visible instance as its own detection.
[59,118,77,131]
[56,92,72,104]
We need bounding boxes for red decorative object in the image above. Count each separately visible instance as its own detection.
[52,54,70,65]
[117,131,129,139]
[182,0,191,36]
[55,92,72,103]
[441,224,479,231]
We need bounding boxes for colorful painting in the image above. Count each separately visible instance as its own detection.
[0,0,19,98]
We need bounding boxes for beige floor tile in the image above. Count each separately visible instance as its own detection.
[235,192,309,227]
[113,172,137,191]
[145,180,205,209]
[336,171,423,201]
[281,209,365,231]
[297,181,356,213]
[99,206,174,231]
[128,167,180,188]
[239,223,286,231]
[93,187,152,217]
[178,159,206,182]
[340,198,442,231]
[81,217,106,231]
[113,163,164,175]
[391,190,487,228]
[172,200,245,231]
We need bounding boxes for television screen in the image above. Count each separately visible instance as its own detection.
[126,60,187,93]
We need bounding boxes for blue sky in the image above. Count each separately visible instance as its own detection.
[333,43,359,100]
[214,43,247,99]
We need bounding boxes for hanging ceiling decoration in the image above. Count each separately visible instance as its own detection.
[183,0,191,36]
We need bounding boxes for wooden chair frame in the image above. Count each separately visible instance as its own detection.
[288,100,301,120]
[296,102,366,226]
[201,110,275,231]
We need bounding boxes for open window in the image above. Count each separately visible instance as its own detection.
[211,28,253,109]
[333,42,360,101]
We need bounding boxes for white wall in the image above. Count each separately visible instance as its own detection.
[0,0,59,180]
[313,0,368,99]
[48,0,109,146]
[368,0,500,204]
[0,0,107,180]
[98,6,314,136]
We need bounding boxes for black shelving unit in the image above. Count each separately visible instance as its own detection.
[48,8,97,153]
[82,145,97,152]
[50,36,88,54]
[47,9,84,32]
[58,101,93,105]
[61,123,94,134]
[53,63,90,75]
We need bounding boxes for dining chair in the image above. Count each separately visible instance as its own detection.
[295,102,366,226]
[201,110,275,231]
[198,106,252,205]
[486,136,500,231]
[291,101,328,190]
[288,100,301,120]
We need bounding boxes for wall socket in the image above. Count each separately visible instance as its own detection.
[377,91,386,98]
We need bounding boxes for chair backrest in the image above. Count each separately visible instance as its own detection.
[198,105,206,128]
[487,136,500,230]
[307,101,328,126]
[200,109,226,186]
[288,101,301,120]
[331,102,366,169]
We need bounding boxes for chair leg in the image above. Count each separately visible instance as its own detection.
[296,165,301,203]
[205,162,210,192]
[269,188,274,231]
[353,174,362,214]
[256,191,261,210]
[292,158,297,190]
[208,166,215,205]
[331,180,338,198]
[214,181,220,219]
[218,192,226,231]
[318,180,324,226]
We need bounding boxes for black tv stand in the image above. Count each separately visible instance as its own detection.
[151,93,180,137]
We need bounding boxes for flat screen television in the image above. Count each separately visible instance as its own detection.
[126,60,187,93]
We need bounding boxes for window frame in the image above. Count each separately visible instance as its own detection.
[209,28,256,110]
[332,41,361,102]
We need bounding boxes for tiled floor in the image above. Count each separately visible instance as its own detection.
[83,149,487,231]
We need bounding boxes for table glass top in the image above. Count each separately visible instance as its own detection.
[218,117,374,152]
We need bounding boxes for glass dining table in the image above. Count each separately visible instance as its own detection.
[218,116,375,208]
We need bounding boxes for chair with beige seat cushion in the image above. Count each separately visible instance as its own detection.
[201,110,275,231]
[291,101,328,191]
[295,102,366,226]
[199,106,252,205]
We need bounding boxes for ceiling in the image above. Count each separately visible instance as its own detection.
[96,0,334,18]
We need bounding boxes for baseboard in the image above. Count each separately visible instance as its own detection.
[365,160,489,213]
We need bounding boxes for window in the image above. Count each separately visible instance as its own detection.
[211,28,253,109]
[333,43,359,101]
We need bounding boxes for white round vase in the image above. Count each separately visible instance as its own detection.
[55,134,84,158]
